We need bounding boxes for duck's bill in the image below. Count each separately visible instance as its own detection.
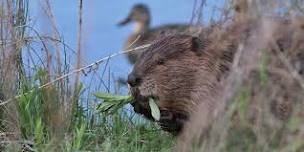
[117,15,132,26]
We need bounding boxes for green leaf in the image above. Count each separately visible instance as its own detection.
[96,102,115,112]
[94,92,134,115]
[94,92,132,101]
[149,98,160,121]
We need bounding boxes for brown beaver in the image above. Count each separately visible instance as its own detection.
[127,15,304,137]
[127,24,240,134]
[127,0,304,150]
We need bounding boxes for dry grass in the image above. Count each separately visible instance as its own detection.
[0,0,172,151]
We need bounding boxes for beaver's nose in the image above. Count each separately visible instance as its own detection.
[127,73,141,87]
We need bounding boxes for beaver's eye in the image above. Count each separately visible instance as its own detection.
[157,59,165,65]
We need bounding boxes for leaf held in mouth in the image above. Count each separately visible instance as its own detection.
[94,92,133,115]
[94,92,161,121]
[148,98,161,121]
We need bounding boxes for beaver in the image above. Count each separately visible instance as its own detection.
[127,24,241,134]
[126,0,304,150]
[127,15,304,138]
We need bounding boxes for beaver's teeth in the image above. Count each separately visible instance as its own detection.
[148,97,161,121]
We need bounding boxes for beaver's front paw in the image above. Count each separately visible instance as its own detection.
[158,110,189,135]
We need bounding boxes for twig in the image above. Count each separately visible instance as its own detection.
[273,44,304,90]
[0,44,151,106]
[43,0,62,74]
[74,0,83,88]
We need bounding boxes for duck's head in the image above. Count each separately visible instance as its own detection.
[118,4,150,31]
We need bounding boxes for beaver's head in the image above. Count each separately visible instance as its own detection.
[127,35,208,134]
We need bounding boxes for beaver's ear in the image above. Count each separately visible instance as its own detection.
[190,37,206,56]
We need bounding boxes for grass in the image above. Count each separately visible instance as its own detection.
[0,0,173,151]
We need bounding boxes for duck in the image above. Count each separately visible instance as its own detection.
[118,3,201,64]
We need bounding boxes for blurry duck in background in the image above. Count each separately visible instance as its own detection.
[118,3,201,64]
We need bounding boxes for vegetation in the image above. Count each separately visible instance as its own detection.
[0,0,172,151]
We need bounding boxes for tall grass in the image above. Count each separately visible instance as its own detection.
[0,0,173,151]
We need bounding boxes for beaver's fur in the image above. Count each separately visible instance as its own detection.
[128,0,304,151]
[127,22,245,134]
[128,15,304,137]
